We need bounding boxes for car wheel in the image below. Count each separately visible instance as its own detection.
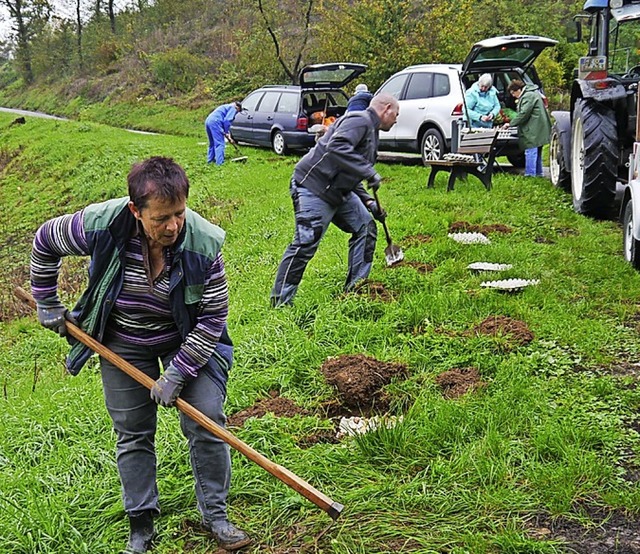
[623,200,640,268]
[421,128,445,165]
[549,123,571,191]
[570,98,617,217]
[272,130,288,155]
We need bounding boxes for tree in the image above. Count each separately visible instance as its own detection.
[0,0,51,82]
[256,0,314,84]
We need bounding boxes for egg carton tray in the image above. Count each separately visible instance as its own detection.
[448,232,491,244]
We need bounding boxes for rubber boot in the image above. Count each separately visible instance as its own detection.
[121,511,156,554]
[207,519,252,551]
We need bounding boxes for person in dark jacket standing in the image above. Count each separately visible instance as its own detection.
[270,93,400,307]
[505,80,552,177]
[205,101,242,165]
[346,83,374,112]
[30,157,251,553]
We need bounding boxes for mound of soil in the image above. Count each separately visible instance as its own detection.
[435,367,486,398]
[531,508,640,554]
[389,260,434,274]
[227,391,308,428]
[470,315,534,345]
[320,354,408,410]
[402,233,432,246]
[351,280,395,302]
[449,221,513,234]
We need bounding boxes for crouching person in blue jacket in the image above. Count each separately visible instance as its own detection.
[30,157,251,552]
[205,101,242,165]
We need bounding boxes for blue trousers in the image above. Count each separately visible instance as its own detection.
[205,118,226,165]
[100,335,231,524]
[525,146,543,177]
[271,181,377,306]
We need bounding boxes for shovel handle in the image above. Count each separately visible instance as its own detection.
[14,286,344,520]
[372,189,393,245]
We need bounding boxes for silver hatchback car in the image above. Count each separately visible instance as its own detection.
[376,35,557,166]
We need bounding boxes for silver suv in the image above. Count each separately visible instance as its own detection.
[376,35,557,165]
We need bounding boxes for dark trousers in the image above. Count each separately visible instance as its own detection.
[100,335,231,524]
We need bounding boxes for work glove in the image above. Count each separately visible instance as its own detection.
[366,173,383,192]
[367,200,387,223]
[36,299,76,336]
[150,364,187,407]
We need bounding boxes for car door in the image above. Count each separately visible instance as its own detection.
[252,91,282,145]
[274,91,300,135]
[392,72,435,147]
[230,91,263,143]
[376,73,410,146]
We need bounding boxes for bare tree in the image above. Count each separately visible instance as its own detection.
[0,0,51,82]
[107,0,114,32]
[257,0,313,84]
[75,0,83,66]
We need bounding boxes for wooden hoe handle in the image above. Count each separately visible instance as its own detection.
[14,286,344,520]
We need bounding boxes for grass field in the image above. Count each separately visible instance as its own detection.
[1,111,639,553]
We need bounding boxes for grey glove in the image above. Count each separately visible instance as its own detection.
[150,364,187,407]
[367,200,387,223]
[36,300,76,336]
[367,173,383,191]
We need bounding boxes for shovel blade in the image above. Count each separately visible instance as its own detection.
[230,156,248,163]
[385,244,404,266]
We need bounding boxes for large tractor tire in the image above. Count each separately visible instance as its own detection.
[549,123,570,191]
[570,99,617,217]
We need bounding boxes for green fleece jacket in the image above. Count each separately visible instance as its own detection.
[510,85,552,150]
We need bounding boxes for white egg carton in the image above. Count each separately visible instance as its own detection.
[336,415,403,439]
[448,232,491,244]
[467,262,513,271]
[480,278,540,291]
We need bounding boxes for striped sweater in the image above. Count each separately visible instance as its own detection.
[30,197,232,387]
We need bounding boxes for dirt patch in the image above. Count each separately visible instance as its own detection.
[227,391,309,428]
[530,509,640,553]
[350,280,395,302]
[435,367,486,399]
[297,428,341,448]
[469,315,534,345]
[401,233,432,246]
[388,260,434,274]
[320,354,408,410]
[449,221,513,234]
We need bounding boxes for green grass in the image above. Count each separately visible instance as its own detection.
[1,111,640,553]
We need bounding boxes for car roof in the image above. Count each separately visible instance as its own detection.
[400,64,462,73]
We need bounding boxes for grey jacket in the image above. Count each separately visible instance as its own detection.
[293,107,380,207]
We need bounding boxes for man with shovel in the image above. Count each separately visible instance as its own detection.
[270,93,399,307]
[30,157,251,552]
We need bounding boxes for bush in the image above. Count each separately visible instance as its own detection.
[149,48,210,94]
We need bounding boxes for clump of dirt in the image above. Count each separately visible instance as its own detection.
[530,508,640,554]
[320,354,408,410]
[227,391,309,428]
[388,260,434,274]
[435,367,486,398]
[351,280,395,302]
[297,428,341,448]
[449,221,513,234]
[470,315,534,345]
[402,233,432,246]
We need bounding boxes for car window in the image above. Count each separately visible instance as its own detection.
[377,74,409,99]
[405,73,433,100]
[242,91,263,112]
[277,92,299,114]
[257,91,281,112]
[433,73,451,97]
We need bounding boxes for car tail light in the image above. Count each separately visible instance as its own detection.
[452,103,463,116]
[296,116,308,130]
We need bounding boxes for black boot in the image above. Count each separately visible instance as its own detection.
[121,511,156,554]
[206,519,252,551]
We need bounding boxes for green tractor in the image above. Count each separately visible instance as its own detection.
[550,0,640,218]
